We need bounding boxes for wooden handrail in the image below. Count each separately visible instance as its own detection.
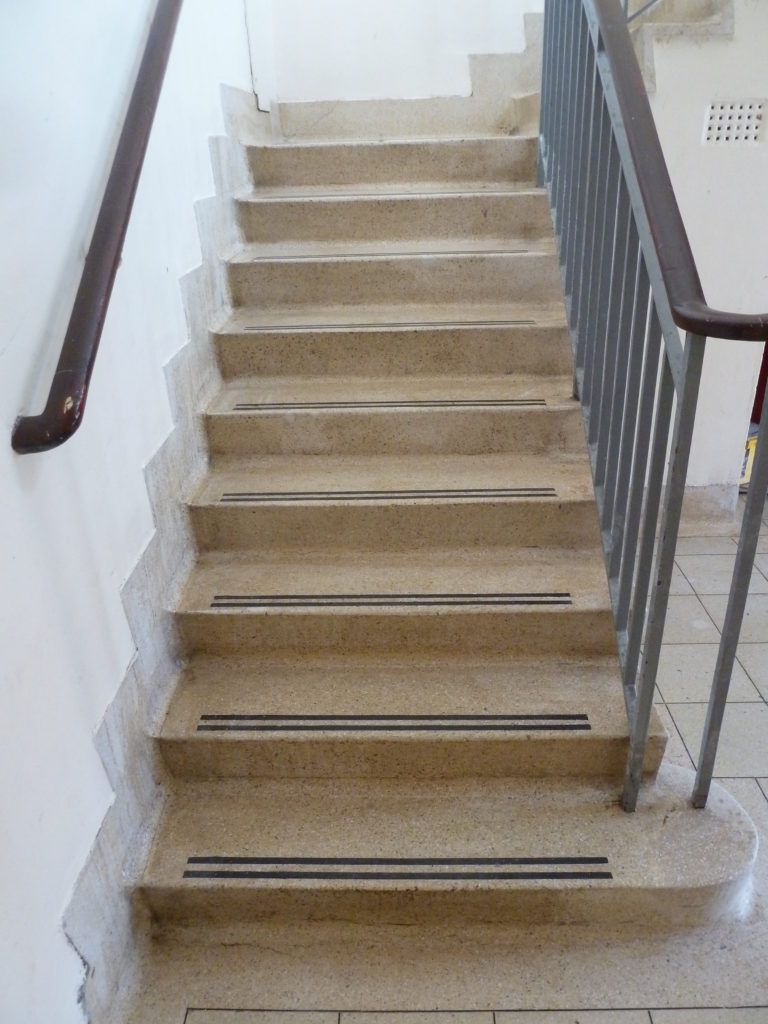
[11,0,184,454]
[592,0,768,342]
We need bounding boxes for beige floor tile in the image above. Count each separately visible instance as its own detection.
[756,553,768,575]
[188,1015,337,1024]
[345,1015,492,1024]
[759,778,768,803]
[669,566,694,596]
[651,1010,768,1024]
[498,1014,650,1024]
[662,596,721,644]
[654,703,694,769]
[668,702,768,776]
[758,538,768,554]
[737,644,768,698]
[655,644,759,703]
[676,554,768,595]
[700,595,768,643]
[676,536,737,555]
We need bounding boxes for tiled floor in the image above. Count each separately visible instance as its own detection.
[655,513,768,783]
[186,1010,768,1023]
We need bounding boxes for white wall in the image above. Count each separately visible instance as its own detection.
[247,0,544,105]
[0,2,252,1021]
[648,0,768,494]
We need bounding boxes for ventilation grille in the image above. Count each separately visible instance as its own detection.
[704,101,764,144]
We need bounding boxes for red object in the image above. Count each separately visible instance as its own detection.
[751,342,768,425]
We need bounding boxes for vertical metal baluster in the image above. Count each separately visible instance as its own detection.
[693,397,768,807]
[623,335,706,811]
[595,179,632,487]
[570,40,597,337]
[553,2,576,238]
[616,302,661,640]
[573,53,601,366]
[561,3,583,288]
[546,3,562,204]
[603,222,642,537]
[580,103,611,413]
[550,2,567,235]
[565,10,591,305]
[586,137,621,444]
[538,0,554,183]
[623,349,673,700]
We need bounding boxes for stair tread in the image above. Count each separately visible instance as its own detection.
[215,302,567,334]
[190,452,593,505]
[227,236,555,261]
[142,766,755,891]
[246,133,538,152]
[162,655,633,737]
[237,182,544,201]
[207,374,575,414]
[178,547,610,612]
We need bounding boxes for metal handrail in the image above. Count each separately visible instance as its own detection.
[624,0,665,24]
[604,0,768,340]
[539,0,768,811]
[11,0,184,455]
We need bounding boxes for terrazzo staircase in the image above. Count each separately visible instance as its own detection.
[135,87,757,981]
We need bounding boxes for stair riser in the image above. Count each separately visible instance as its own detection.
[141,874,751,931]
[237,192,552,244]
[205,407,585,457]
[190,499,600,553]
[159,734,662,781]
[276,94,534,142]
[227,252,561,308]
[248,138,538,187]
[215,325,573,380]
[177,608,618,658]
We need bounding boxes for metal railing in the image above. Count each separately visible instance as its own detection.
[623,0,664,23]
[11,0,183,455]
[539,0,768,811]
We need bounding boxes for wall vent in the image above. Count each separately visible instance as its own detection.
[704,101,764,144]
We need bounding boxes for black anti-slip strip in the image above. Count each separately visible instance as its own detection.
[183,855,612,882]
[199,713,589,721]
[196,712,591,733]
[210,592,573,609]
[242,319,538,331]
[197,723,591,733]
[187,856,609,866]
[233,399,546,411]
[183,870,612,881]
[219,487,558,503]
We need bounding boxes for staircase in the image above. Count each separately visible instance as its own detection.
[128,38,757,1020]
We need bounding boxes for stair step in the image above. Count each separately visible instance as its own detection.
[204,376,583,456]
[225,248,561,308]
[189,453,600,551]
[214,307,571,380]
[159,654,666,780]
[247,136,538,187]
[139,766,757,931]
[235,188,552,244]
[175,548,616,657]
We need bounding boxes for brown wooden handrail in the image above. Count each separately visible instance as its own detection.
[11,0,184,454]
[592,0,768,342]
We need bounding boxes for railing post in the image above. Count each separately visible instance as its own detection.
[622,335,706,811]
[693,404,768,806]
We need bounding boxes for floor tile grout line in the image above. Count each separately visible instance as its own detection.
[662,703,697,770]
[679,551,768,711]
